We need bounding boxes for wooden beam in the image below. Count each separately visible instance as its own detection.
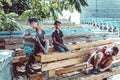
[47,39,116,52]
[55,55,120,76]
[34,55,41,62]
[54,67,120,80]
[79,66,120,80]
[28,72,46,80]
[67,38,115,50]
[5,44,24,49]
[48,47,56,52]
[49,70,56,78]
[55,63,90,76]
[5,38,23,44]
[41,49,94,63]
[50,56,120,80]
[40,43,120,63]
[41,57,88,71]
[12,56,28,63]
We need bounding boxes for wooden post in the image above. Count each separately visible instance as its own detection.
[48,70,56,78]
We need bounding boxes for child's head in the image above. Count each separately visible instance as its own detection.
[105,46,119,56]
[112,46,119,56]
[54,20,61,29]
[28,18,39,28]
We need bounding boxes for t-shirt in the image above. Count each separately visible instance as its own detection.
[23,27,37,46]
[36,30,45,43]
[52,29,63,45]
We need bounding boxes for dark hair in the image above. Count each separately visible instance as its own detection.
[28,18,38,23]
[112,46,119,55]
[54,20,61,25]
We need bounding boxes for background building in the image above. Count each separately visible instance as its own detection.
[81,0,120,19]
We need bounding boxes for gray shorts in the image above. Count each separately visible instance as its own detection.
[90,52,104,68]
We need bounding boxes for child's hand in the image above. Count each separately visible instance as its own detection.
[98,68,105,72]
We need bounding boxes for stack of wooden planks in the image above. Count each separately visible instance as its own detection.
[28,38,120,80]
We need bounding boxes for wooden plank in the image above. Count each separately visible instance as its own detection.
[50,56,120,80]
[12,56,28,63]
[79,66,120,80]
[47,39,116,52]
[67,38,115,50]
[28,72,46,80]
[0,42,5,46]
[41,57,88,71]
[55,55,120,76]
[49,70,56,78]
[48,47,56,52]
[41,49,94,63]
[34,55,41,62]
[5,38,23,44]
[0,46,5,49]
[54,68,120,80]
[15,49,25,56]
[5,44,24,49]
[41,43,120,63]
[55,63,89,76]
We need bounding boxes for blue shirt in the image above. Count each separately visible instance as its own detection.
[36,30,45,43]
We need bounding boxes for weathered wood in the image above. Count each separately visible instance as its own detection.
[28,72,46,80]
[48,39,116,52]
[40,43,120,63]
[12,56,28,63]
[15,49,25,56]
[41,57,88,71]
[34,55,41,62]
[79,66,120,80]
[49,70,56,78]
[0,46,5,49]
[55,55,120,76]
[5,38,23,44]
[55,63,90,76]
[41,49,93,63]
[50,57,120,80]
[5,44,24,49]
[48,47,56,52]
[0,42,5,46]
[67,38,115,50]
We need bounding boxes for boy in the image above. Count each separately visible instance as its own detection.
[23,18,38,56]
[86,46,119,74]
[52,20,69,52]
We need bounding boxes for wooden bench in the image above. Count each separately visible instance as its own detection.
[29,38,120,80]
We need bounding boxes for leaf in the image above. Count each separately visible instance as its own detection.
[19,9,32,20]
[6,13,18,17]
[0,2,3,7]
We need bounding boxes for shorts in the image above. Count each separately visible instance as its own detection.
[90,52,104,68]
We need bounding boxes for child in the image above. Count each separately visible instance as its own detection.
[86,46,119,74]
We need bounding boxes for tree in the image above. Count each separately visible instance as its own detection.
[0,0,12,14]
[0,0,23,31]
[3,0,30,15]
[19,0,88,20]
[69,0,88,12]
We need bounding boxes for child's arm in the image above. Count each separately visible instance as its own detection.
[85,52,96,73]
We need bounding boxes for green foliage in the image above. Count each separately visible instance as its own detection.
[0,0,23,31]
[0,13,23,31]
[19,0,88,20]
